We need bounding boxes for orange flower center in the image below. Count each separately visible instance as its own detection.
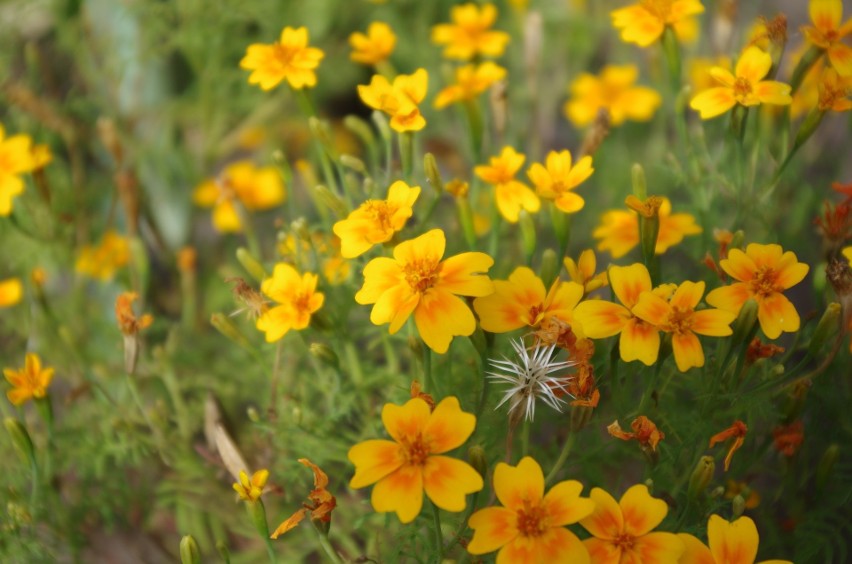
[403,258,440,293]
[640,0,673,19]
[664,305,694,335]
[748,266,780,298]
[733,77,753,100]
[362,200,396,231]
[614,533,636,550]
[516,501,548,538]
[401,434,430,466]
[272,43,301,68]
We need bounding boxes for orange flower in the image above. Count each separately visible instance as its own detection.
[565,65,661,127]
[349,22,396,66]
[678,514,792,563]
[431,3,510,61]
[355,229,493,353]
[527,150,594,214]
[705,243,809,340]
[474,146,540,223]
[611,0,704,47]
[4,353,54,406]
[240,26,324,90]
[580,484,684,563]
[709,420,748,472]
[633,281,736,372]
[593,197,701,258]
[271,459,337,539]
[348,397,483,523]
[115,292,154,336]
[468,456,594,563]
[0,277,23,308]
[608,416,665,452]
[802,0,852,76]
[256,264,324,343]
[564,250,608,294]
[772,420,804,457]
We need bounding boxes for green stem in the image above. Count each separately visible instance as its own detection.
[430,500,443,558]
[399,131,414,182]
[520,417,531,457]
[463,99,484,162]
[314,527,345,564]
[161,366,192,441]
[545,432,575,484]
[422,345,432,392]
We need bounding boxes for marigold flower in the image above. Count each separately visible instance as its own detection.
[240,26,324,90]
[0,125,40,216]
[678,514,792,564]
[580,484,684,563]
[467,456,594,563]
[358,69,429,132]
[564,250,608,294]
[709,420,748,472]
[705,243,809,340]
[566,362,600,408]
[474,147,540,223]
[256,264,324,343]
[802,0,852,76]
[690,56,733,94]
[593,197,701,259]
[772,420,804,457]
[348,396,483,523]
[431,3,510,61]
[817,67,852,111]
[75,230,131,281]
[608,416,665,452]
[193,161,286,233]
[4,353,54,406]
[690,46,792,119]
[355,229,493,353]
[527,150,594,214]
[434,62,506,109]
[115,292,154,336]
[611,0,704,47]
[349,22,396,66]
[271,459,337,538]
[233,469,269,502]
[0,278,23,308]
[565,65,662,127]
[333,180,420,258]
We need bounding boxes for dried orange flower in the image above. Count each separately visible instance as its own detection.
[409,380,435,411]
[709,420,748,472]
[608,416,665,452]
[773,420,804,457]
[271,459,337,538]
[115,292,153,336]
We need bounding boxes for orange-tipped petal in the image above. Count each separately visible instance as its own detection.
[494,457,544,511]
[423,396,476,453]
[415,289,476,353]
[543,480,595,527]
[423,455,483,512]
[579,487,623,540]
[672,331,705,371]
[708,514,759,564]
[468,506,519,554]
[382,398,431,444]
[620,484,668,537]
[757,293,800,339]
[371,465,424,523]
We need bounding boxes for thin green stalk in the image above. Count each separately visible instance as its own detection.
[314,527,345,564]
[263,538,277,564]
[545,432,575,484]
[444,491,480,555]
[520,418,531,457]
[430,500,443,558]
[463,99,483,162]
[161,366,192,441]
[422,345,432,392]
[399,131,414,182]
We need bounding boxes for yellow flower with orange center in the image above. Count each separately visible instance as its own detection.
[802,0,852,76]
[193,161,286,233]
[563,250,608,294]
[4,353,54,406]
[348,396,483,523]
[817,67,852,111]
[434,62,507,109]
[0,125,40,216]
[527,150,594,214]
[358,69,429,133]
[333,180,421,258]
[256,264,324,343]
[564,65,662,128]
[705,243,809,340]
[633,281,737,372]
[473,266,584,335]
[611,0,704,47]
[678,514,792,564]
[690,46,792,119]
[0,277,23,308]
[580,484,684,563]
[349,22,396,66]
[468,457,593,562]
[233,469,269,502]
[431,3,510,61]
[240,26,324,90]
[75,230,131,281]
[355,229,493,353]
[474,147,540,223]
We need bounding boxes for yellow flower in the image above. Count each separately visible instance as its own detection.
[593,197,701,258]
[256,264,324,343]
[564,65,662,128]
[802,0,852,76]
[633,280,737,372]
[193,161,286,233]
[817,67,852,111]
[75,230,131,281]
[349,22,396,66]
[0,278,23,308]
[358,69,429,132]
[4,353,54,406]
[333,180,421,258]
[0,125,39,216]
[689,56,733,94]
[611,0,704,47]
[434,62,507,109]
[474,147,540,223]
[348,397,483,523]
[233,469,269,502]
[527,150,594,214]
[690,46,792,119]
[678,514,792,564]
[431,3,510,61]
[705,243,809,339]
[115,292,153,336]
[240,26,324,90]
[563,250,608,294]
[355,229,493,353]
[467,457,594,563]
[473,266,584,334]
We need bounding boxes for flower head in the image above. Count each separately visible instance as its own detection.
[709,420,748,472]
[115,292,153,336]
[233,469,269,502]
[690,46,792,119]
[431,3,510,61]
[0,278,23,308]
[349,22,396,66]
[817,67,852,111]
[348,396,483,523]
[564,250,608,294]
[4,353,54,406]
[773,420,804,457]
[475,147,541,223]
[256,264,324,342]
[0,125,40,216]
[240,26,324,90]
[802,0,852,76]
[527,150,594,214]
[358,69,429,132]
[611,0,704,47]
[434,62,507,109]
[565,65,662,127]
[271,459,337,538]
[355,229,493,353]
[678,514,792,564]
[706,243,809,339]
[608,416,665,452]
[75,230,131,281]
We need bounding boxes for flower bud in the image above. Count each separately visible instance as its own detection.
[731,494,746,518]
[343,115,377,150]
[423,153,444,194]
[215,540,231,563]
[4,418,35,466]
[816,443,839,492]
[519,211,537,265]
[312,185,349,218]
[688,456,715,500]
[570,404,593,432]
[246,498,271,538]
[408,335,424,358]
[631,163,647,200]
[310,343,339,370]
[179,535,201,564]
[210,313,255,353]
[339,154,366,174]
[807,302,841,356]
[468,446,488,480]
[236,247,267,282]
[730,298,759,346]
[539,249,559,289]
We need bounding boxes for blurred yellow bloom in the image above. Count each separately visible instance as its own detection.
[527,150,593,214]
[75,230,131,281]
[4,353,54,406]
[678,514,792,564]
[611,0,704,47]
[256,264,324,343]
[240,26,324,90]
[817,67,852,110]
[115,292,153,336]
[431,3,510,61]
[593,197,701,258]
[564,65,661,128]
[0,125,40,216]
[474,147,540,223]
[802,0,852,76]
[0,278,23,308]
[434,62,506,109]
[355,229,493,353]
[193,161,286,233]
[349,22,396,66]
[690,46,792,119]
[563,250,608,294]
[278,232,350,285]
[333,180,421,258]
[358,69,428,132]
[233,469,269,502]
[689,56,732,94]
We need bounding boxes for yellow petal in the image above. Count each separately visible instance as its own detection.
[708,514,759,564]
[348,439,404,488]
[632,532,686,563]
[620,319,660,366]
[543,480,595,526]
[439,252,495,296]
[494,457,544,511]
[754,81,792,105]
[736,46,772,83]
[670,280,705,310]
[395,228,445,265]
[0,278,23,308]
[424,396,476,453]
[371,464,423,524]
[383,398,431,444]
[719,248,757,282]
[356,257,403,305]
[415,289,476,353]
[609,264,651,308]
[632,292,671,327]
[583,537,621,564]
[678,533,715,564]
[579,487,623,540]
[810,0,842,33]
[774,252,809,290]
[757,293,800,339]
[619,484,668,537]
[422,455,483,512]
[690,87,737,119]
[573,300,630,339]
[692,309,736,337]
[705,283,751,314]
[828,43,852,77]
[256,305,294,342]
[673,331,704,372]
[468,506,519,554]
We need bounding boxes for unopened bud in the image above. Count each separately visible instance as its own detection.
[408,335,424,358]
[343,115,377,149]
[313,185,349,218]
[179,535,201,564]
[710,485,726,498]
[539,249,559,289]
[210,313,255,352]
[688,456,715,500]
[247,407,261,423]
[519,211,537,264]
[236,247,267,282]
[215,540,231,563]
[340,154,366,174]
[730,299,759,345]
[808,302,841,356]
[4,418,35,466]
[631,164,647,200]
[310,343,339,370]
[570,404,594,431]
[468,446,488,480]
[246,498,270,538]
[423,153,444,194]
[731,494,746,518]
[816,443,839,492]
